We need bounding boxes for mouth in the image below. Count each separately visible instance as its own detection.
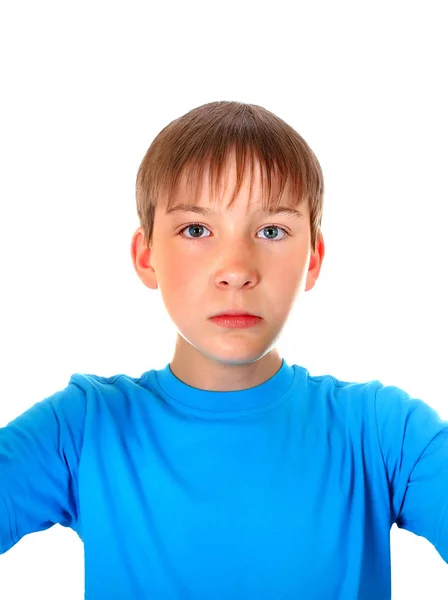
[208,312,263,329]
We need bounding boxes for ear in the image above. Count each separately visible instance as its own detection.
[130,227,159,290]
[305,231,325,292]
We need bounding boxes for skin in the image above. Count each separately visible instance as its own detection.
[131,154,325,392]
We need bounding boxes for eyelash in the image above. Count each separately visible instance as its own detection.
[179,223,290,243]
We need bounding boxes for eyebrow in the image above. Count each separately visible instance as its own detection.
[165,203,304,219]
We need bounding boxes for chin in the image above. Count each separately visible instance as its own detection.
[198,343,271,366]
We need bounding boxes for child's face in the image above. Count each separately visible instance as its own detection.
[131,156,324,371]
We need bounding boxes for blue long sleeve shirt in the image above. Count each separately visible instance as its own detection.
[1,358,448,599]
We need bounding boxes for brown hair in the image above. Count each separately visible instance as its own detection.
[135,101,324,253]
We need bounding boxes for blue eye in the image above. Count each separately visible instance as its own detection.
[181,224,211,240]
[179,223,289,242]
[257,225,288,241]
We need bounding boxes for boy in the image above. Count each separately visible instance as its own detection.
[1,100,447,599]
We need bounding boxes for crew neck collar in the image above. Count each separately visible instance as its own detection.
[149,357,298,416]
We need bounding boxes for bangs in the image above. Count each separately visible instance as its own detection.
[159,144,305,216]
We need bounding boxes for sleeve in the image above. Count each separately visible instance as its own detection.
[374,383,448,562]
[0,380,87,554]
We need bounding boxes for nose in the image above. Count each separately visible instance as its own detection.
[213,249,259,289]
[215,269,257,288]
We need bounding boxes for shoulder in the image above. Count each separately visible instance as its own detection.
[297,365,383,416]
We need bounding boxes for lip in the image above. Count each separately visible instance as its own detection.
[210,309,259,317]
[209,314,262,329]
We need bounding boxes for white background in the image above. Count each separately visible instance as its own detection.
[0,1,447,598]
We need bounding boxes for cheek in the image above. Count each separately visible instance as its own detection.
[160,251,199,291]
[272,251,307,280]
[167,256,189,277]
[271,253,309,301]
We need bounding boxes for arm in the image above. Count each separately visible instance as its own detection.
[374,383,448,562]
[0,382,86,553]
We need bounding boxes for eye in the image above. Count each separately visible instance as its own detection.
[257,225,289,242]
[179,223,289,242]
[180,223,212,240]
